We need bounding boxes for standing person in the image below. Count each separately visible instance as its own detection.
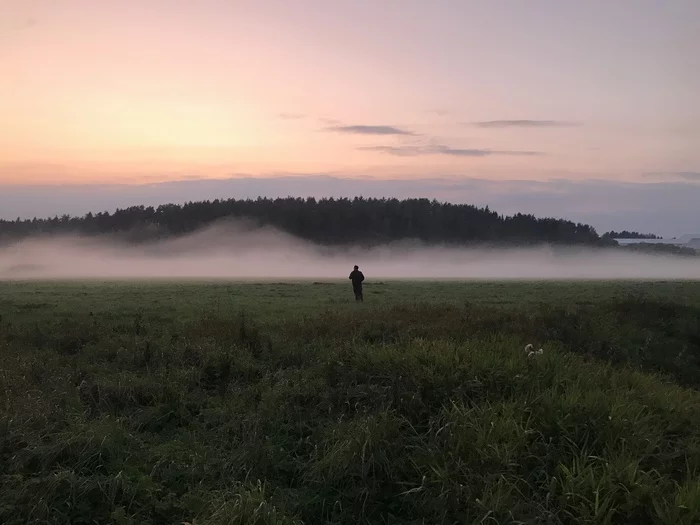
[349,265,365,302]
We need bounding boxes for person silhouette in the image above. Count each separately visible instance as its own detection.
[349,265,365,301]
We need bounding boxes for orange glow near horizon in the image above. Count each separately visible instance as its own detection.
[1,0,698,186]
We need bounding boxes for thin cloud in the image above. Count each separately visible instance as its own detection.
[642,171,700,182]
[359,144,543,157]
[358,145,428,157]
[425,109,450,116]
[473,120,579,128]
[277,113,306,120]
[325,125,415,136]
[318,117,341,126]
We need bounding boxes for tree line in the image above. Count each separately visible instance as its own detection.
[0,197,607,246]
[602,230,660,239]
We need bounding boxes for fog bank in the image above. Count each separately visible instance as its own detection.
[1,221,699,281]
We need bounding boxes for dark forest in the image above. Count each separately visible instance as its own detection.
[0,196,612,246]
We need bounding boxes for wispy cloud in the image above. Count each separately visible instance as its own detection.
[472,120,579,128]
[277,113,306,120]
[318,117,341,126]
[425,109,450,117]
[359,144,543,157]
[325,125,415,136]
[643,171,700,182]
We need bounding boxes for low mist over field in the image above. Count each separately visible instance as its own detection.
[1,220,699,281]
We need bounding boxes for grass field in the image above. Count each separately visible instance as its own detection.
[2,280,700,524]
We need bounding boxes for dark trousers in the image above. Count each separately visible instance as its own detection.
[353,286,363,301]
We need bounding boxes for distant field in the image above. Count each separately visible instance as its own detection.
[3,279,700,321]
[2,281,700,524]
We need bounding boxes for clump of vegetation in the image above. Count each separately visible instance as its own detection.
[1,281,700,524]
[603,230,660,239]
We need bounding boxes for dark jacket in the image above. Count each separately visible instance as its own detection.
[349,270,364,288]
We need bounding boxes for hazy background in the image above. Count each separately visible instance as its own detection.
[2,221,699,281]
[1,0,699,236]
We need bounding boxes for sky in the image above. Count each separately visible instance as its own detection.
[1,0,699,235]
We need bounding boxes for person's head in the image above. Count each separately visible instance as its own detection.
[354,265,359,270]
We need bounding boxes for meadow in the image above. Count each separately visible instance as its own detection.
[1,280,700,524]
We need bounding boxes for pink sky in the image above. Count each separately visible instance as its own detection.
[1,0,698,186]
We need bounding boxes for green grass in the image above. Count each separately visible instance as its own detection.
[1,280,700,524]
